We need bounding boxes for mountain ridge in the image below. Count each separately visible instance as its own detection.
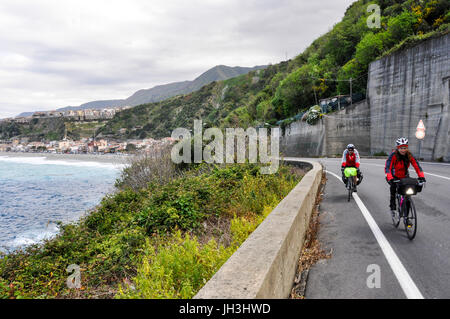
[15,64,266,117]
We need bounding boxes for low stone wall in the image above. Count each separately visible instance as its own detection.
[194,159,323,299]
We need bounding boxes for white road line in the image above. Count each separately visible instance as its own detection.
[326,170,425,299]
[417,162,450,166]
[363,163,450,181]
[323,157,450,166]
[424,172,450,181]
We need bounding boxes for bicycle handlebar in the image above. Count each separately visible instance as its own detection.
[392,179,425,186]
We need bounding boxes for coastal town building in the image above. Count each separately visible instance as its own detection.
[0,106,132,124]
[1,135,176,156]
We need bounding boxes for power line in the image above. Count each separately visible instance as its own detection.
[322,111,443,121]
[280,72,369,83]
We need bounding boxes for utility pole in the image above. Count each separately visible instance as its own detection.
[313,86,318,105]
[349,77,353,106]
[337,87,341,111]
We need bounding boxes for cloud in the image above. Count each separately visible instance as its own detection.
[0,0,355,118]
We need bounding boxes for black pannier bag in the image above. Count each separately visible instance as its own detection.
[398,177,422,195]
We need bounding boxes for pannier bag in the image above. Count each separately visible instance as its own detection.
[344,167,357,177]
[398,177,422,195]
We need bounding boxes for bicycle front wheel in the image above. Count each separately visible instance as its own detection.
[404,198,417,240]
[347,180,352,202]
[392,195,401,228]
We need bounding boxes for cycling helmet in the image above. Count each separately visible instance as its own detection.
[396,137,408,148]
[347,144,355,150]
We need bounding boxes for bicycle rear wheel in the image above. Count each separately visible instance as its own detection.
[404,198,417,240]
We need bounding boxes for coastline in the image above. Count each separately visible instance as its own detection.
[0,151,129,165]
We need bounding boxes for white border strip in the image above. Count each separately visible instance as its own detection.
[326,170,424,299]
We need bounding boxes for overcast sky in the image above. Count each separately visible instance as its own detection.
[0,0,355,118]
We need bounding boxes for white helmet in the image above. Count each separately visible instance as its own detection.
[347,144,355,150]
[396,137,408,147]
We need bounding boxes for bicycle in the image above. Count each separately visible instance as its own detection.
[391,178,425,240]
[342,167,360,202]
[346,176,356,202]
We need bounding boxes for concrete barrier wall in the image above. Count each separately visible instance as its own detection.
[194,159,322,299]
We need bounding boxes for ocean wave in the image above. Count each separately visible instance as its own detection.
[0,159,119,252]
[0,155,125,170]
[4,222,60,250]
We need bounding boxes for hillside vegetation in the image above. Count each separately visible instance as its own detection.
[0,118,65,141]
[0,118,110,142]
[98,0,449,140]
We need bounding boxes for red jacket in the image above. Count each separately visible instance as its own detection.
[385,151,424,181]
[341,149,360,168]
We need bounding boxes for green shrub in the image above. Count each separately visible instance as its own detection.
[116,232,234,299]
[142,193,203,234]
[117,204,275,299]
[373,151,388,156]
[385,10,418,45]
[85,188,146,234]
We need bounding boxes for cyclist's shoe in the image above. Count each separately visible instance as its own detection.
[406,218,413,228]
[353,186,357,192]
[356,173,363,185]
[391,210,396,219]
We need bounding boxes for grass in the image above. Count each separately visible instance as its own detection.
[116,204,275,299]
[378,24,450,60]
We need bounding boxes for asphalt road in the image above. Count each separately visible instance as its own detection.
[290,157,450,299]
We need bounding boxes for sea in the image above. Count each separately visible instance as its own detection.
[0,155,123,253]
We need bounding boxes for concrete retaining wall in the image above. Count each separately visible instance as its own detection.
[324,100,371,156]
[281,121,325,158]
[368,33,450,161]
[194,159,322,299]
[280,100,371,157]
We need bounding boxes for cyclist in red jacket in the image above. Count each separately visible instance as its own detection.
[385,137,426,213]
[341,144,363,190]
